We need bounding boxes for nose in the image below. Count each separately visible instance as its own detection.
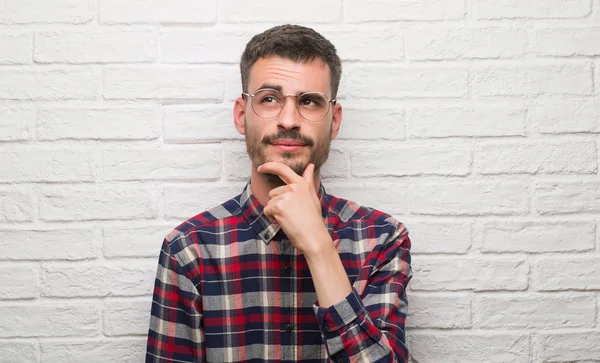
[276,96,301,130]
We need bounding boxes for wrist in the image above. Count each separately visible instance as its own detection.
[303,230,335,263]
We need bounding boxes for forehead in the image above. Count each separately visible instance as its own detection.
[248,56,331,96]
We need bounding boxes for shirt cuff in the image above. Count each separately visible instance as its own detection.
[313,288,365,333]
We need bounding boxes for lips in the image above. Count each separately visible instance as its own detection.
[271,140,306,146]
[269,140,307,152]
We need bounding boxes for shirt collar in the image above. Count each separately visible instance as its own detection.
[240,180,331,245]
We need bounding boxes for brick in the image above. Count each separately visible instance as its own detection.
[473,294,595,328]
[163,183,245,219]
[99,0,217,24]
[41,339,145,363]
[408,332,530,363]
[0,0,95,24]
[223,65,243,102]
[39,186,158,221]
[596,59,600,95]
[402,220,471,254]
[103,66,224,101]
[0,31,32,64]
[161,28,254,63]
[0,303,99,337]
[103,224,171,258]
[406,27,526,60]
[408,182,528,216]
[407,294,470,328]
[0,266,38,299]
[344,0,465,22]
[101,146,221,181]
[320,25,404,61]
[473,62,593,96]
[475,141,596,175]
[474,0,591,19]
[35,29,158,63]
[352,144,470,177]
[0,107,35,141]
[481,221,595,253]
[343,65,468,99]
[407,105,526,138]
[338,108,405,140]
[0,67,97,100]
[533,27,600,56]
[411,257,528,291]
[163,105,241,143]
[221,0,341,23]
[38,107,161,141]
[534,331,600,362]
[104,299,151,335]
[321,148,349,179]
[223,142,252,181]
[529,103,600,134]
[0,189,34,222]
[597,222,600,251]
[328,182,408,215]
[0,229,102,260]
[0,147,101,182]
[532,257,600,291]
[0,341,38,363]
[534,181,600,214]
[41,261,156,297]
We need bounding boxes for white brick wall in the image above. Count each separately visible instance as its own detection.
[0,1,599,362]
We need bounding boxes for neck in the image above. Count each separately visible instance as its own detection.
[250,164,322,208]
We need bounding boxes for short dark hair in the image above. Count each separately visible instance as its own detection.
[240,24,342,99]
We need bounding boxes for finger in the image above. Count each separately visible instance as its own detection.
[302,163,315,189]
[263,204,276,221]
[268,184,294,199]
[257,162,301,185]
[264,194,289,215]
[263,203,283,224]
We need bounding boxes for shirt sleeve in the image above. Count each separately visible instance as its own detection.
[313,223,412,363]
[146,239,205,363]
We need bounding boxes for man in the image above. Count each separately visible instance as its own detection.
[146,24,412,363]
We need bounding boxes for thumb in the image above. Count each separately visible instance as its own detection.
[302,163,315,188]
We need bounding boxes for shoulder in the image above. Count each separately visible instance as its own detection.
[327,192,409,241]
[163,192,244,253]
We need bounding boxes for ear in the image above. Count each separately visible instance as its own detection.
[233,96,246,135]
[329,102,342,140]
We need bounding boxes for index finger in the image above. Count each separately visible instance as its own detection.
[257,162,301,185]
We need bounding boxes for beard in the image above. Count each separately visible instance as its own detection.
[244,118,332,187]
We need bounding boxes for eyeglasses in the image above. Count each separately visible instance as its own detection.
[242,88,336,122]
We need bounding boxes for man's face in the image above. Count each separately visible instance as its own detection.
[235,56,341,185]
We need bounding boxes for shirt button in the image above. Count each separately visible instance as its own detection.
[285,324,294,332]
[284,265,293,274]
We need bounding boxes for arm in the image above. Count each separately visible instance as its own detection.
[146,239,205,363]
[256,162,412,361]
[312,223,412,363]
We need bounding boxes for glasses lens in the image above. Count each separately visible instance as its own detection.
[252,89,283,118]
[298,93,329,121]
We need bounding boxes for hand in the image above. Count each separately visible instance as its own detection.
[257,162,331,255]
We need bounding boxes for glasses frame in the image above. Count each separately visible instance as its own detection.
[241,88,337,122]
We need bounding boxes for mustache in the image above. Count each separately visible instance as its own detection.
[262,131,314,147]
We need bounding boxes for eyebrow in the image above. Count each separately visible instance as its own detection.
[254,84,324,97]
[255,83,284,93]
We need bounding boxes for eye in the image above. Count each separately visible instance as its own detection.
[256,90,282,104]
[300,95,325,107]
[261,95,277,103]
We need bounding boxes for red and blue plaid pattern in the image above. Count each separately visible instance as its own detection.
[146,182,412,362]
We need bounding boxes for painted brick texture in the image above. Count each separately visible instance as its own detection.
[1,1,599,362]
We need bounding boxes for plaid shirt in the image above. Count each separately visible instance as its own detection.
[146,182,412,362]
